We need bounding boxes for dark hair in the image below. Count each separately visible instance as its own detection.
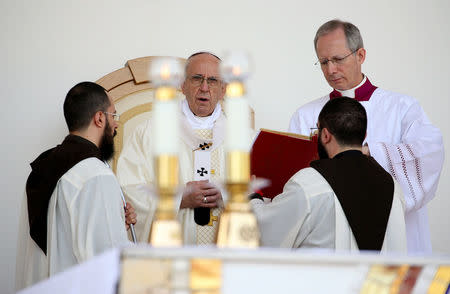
[314,19,364,53]
[318,97,367,146]
[63,82,110,132]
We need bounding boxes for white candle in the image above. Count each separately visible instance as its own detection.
[152,99,179,155]
[225,97,251,151]
[149,58,184,88]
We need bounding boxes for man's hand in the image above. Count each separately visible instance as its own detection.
[180,180,223,209]
[125,202,137,230]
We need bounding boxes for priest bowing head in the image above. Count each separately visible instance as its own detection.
[252,97,407,252]
[315,20,366,91]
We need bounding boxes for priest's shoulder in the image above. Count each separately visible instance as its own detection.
[288,167,332,197]
[293,95,329,115]
[62,158,114,184]
[372,87,419,108]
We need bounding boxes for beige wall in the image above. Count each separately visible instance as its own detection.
[1,0,449,293]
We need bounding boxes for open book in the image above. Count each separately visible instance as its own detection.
[250,129,318,199]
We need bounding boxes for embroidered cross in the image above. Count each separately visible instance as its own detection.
[193,142,213,151]
[197,167,208,177]
[199,142,211,150]
[207,210,218,226]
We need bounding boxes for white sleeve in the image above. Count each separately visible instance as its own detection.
[288,98,327,135]
[71,175,131,262]
[116,123,155,187]
[288,109,315,135]
[251,178,311,248]
[288,109,303,134]
[15,192,48,291]
[369,101,444,213]
[116,123,157,242]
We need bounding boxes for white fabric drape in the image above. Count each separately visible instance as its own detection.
[116,108,228,244]
[181,99,222,129]
[16,158,130,291]
[251,167,407,253]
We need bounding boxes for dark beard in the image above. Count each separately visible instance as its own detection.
[99,120,115,162]
[317,131,329,159]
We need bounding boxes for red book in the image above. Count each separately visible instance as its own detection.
[250,129,318,199]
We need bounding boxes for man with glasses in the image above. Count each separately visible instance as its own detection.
[16,82,134,290]
[117,52,232,245]
[288,19,444,254]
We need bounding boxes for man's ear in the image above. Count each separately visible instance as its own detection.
[356,48,366,65]
[321,127,332,144]
[93,111,104,128]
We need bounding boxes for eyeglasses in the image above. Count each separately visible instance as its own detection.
[104,112,120,122]
[189,75,222,88]
[309,127,319,139]
[309,123,322,139]
[315,50,358,67]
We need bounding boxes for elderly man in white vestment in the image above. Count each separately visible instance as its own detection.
[117,52,231,245]
[288,19,444,254]
[253,97,407,252]
[16,82,134,291]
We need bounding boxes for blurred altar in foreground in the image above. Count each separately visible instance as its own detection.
[18,245,450,294]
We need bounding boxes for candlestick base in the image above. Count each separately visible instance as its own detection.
[216,202,259,248]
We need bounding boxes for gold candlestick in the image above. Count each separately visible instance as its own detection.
[148,58,183,247]
[148,154,182,246]
[217,53,260,248]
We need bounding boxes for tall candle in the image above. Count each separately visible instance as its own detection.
[149,57,184,156]
[221,52,252,152]
[225,96,250,151]
[152,99,179,155]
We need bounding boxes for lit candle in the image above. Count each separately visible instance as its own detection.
[149,58,184,155]
[225,96,250,151]
[217,52,260,248]
[149,57,184,88]
[221,52,252,152]
[152,100,179,155]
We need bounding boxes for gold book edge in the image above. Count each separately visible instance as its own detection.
[259,128,311,141]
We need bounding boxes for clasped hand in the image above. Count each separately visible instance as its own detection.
[180,180,222,209]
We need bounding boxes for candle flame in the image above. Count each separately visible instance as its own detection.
[232,66,241,77]
[160,64,171,80]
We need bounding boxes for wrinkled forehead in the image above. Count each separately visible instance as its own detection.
[186,54,221,77]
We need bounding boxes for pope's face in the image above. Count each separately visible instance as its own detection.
[182,54,225,117]
[316,28,365,91]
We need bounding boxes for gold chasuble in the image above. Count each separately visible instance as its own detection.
[116,105,228,245]
[194,129,222,244]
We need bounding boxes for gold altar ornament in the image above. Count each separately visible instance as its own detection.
[147,57,183,246]
[217,51,260,248]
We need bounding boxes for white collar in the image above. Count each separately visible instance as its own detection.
[181,99,222,130]
[336,75,367,98]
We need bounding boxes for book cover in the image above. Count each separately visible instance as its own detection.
[250,129,318,199]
